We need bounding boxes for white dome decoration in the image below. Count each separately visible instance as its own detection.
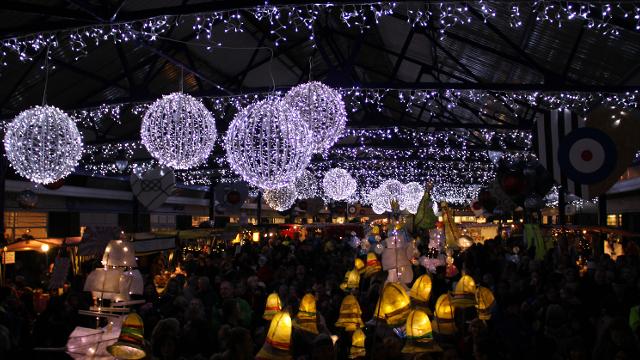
[322,168,357,201]
[141,92,217,169]
[102,240,137,268]
[294,170,319,199]
[4,105,83,184]
[224,97,313,190]
[400,182,424,213]
[284,81,347,153]
[264,184,298,211]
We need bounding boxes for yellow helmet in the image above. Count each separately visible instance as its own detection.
[402,309,441,354]
[293,293,318,334]
[433,294,456,335]
[256,311,293,360]
[410,274,433,303]
[354,258,366,274]
[451,274,476,308]
[364,252,382,278]
[335,295,364,331]
[475,286,496,320]
[374,282,411,327]
[348,329,366,359]
[263,292,283,320]
[339,269,361,292]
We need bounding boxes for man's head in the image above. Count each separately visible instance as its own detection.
[220,280,234,300]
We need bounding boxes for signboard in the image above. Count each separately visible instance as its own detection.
[2,251,15,264]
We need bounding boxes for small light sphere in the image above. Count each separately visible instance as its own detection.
[4,105,83,184]
[264,184,298,211]
[284,81,347,153]
[224,96,313,190]
[400,182,424,213]
[322,168,357,201]
[141,92,217,169]
[380,179,405,201]
[368,187,392,213]
[294,170,319,199]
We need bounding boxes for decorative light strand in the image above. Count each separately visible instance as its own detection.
[141,92,217,169]
[4,105,83,184]
[2,2,640,69]
[224,96,313,189]
[264,184,298,211]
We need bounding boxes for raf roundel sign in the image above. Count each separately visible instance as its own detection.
[557,127,617,185]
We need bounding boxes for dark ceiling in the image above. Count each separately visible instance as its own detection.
[0,0,639,191]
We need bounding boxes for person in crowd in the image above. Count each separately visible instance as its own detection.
[0,229,639,360]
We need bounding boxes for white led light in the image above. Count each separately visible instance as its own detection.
[224,96,313,189]
[4,105,83,184]
[141,92,217,169]
[322,168,357,201]
[264,184,298,211]
[294,169,319,199]
[284,81,347,153]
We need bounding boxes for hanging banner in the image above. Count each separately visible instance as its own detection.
[535,108,640,199]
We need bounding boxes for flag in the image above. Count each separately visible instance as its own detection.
[534,108,640,200]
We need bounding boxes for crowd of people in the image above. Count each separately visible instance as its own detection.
[1,226,640,359]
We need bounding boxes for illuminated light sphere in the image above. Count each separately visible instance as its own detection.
[264,184,298,211]
[381,179,406,202]
[322,168,357,201]
[284,81,347,153]
[141,92,217,169]
[294,170,319,199]
[224,97,313,189]
[401,182,424,213]
[372,204,387,215]
[368,187,392,213]
[4,105,83,184]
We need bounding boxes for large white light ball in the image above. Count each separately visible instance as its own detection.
[400,182,424,213]
[224,97,313,190]
[294,170,319,199]
[322,168,357,201]
[141,92,217,169]
[284,81,347,153]
[4,105,83,184]
[264,184,297,211]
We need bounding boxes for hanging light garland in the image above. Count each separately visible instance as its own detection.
[2,1,639,68]
[294,169,320,199]
[224,96,313,190]
[322,168,357,201]
[284,81,347,153]
[4,105,83,184]
[263,184,298,211]
[141,92,217,169]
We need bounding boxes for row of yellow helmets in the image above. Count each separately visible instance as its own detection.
[339,253,382,292]
[257,273,495,359]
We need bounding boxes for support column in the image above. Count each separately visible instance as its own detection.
[256,192,262,226]
[598,194,607,227]
[558,187,566,225]
[209,184,215,222]
[132,198,139,233]
[0,146,6,246]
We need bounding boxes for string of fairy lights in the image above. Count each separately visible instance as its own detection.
[3,1,640,205]
[2,1,640,68]
[4,88,636,132]
[3,84,639,203]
